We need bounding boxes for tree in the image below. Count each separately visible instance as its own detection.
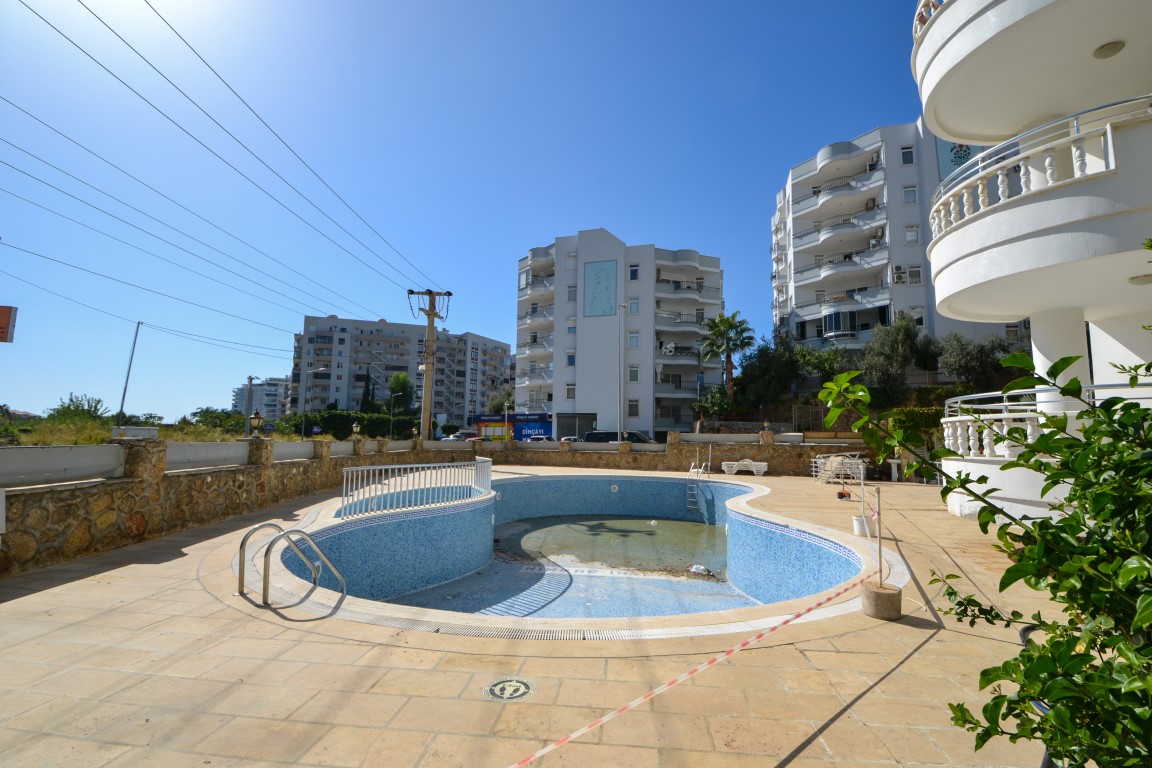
[359,377,377,413]
[692,386,733,418]
[819,353,1152,766]
[188,406,244,433]
[486,384,515,415]
[46,393,110,421]
[938,332,1015,393]
[388,373,416,414]
[860,314,937,406]
[701,310,756,400]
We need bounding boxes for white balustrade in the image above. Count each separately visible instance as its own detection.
[341,458,493,518]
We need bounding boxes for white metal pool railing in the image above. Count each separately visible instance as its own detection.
[341,458,492,517]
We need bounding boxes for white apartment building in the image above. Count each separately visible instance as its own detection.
[911,0,1152,516]
[516,228,724,440]
[771,121,1011,353]
[230,376,290,421]
[292,316,512,428]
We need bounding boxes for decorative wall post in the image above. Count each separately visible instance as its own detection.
[247,437,274,468]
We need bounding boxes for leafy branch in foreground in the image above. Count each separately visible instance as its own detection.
[819,354,1152,766]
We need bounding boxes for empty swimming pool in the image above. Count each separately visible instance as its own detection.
[279,474,864,621]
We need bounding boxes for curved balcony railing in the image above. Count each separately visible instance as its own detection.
[516,305,554,327]
[912,0,947,40]
[517,275,554,298]
[942,383,1152,458]
[929,95,1151,240]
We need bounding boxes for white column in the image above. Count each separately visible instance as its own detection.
[1030,308,1092,413]
[1088,311,1152,400]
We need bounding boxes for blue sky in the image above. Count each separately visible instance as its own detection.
[1,1,923,421]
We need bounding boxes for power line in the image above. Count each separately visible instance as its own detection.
[1,154,329,317]
[75,0,420,288]
[143,0,443,291]
[19,0,408,295]
[0,265,292,360]
[0,95,374,319]
[0,172,313,317]
[2,240,295,334]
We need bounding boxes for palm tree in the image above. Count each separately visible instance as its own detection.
[701,311,756,400]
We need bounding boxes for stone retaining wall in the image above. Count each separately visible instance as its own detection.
[0,435,865,579]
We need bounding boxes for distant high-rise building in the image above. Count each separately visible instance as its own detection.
[292,316,511,428]
[516,228,725,440]
[231,376,290,421]
[771,120,1014,357]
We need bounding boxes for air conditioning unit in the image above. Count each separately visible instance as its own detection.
[864,198,875,211]
[866,162,878,172]
[894,274,907,284]
[874,228,885,239]
[871,152,879,163]
[869,238,882,249]
[893,265,906,274]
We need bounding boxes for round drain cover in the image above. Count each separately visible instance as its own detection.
[484,677,535,701]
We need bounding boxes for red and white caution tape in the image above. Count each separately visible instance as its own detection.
[507,568,880,767]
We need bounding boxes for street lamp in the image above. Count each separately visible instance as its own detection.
[352,420,360,437]
[300,367,328,438]
[248,410,264,438]
[618,303,628,442]
[388,392,400,440]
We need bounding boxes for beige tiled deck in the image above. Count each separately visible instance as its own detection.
[0,469,1051,767]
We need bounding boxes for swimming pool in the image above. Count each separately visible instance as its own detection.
[280,474,864,619]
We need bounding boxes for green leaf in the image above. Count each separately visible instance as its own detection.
[1132,594,1152,632]
[1045,355,1082,381]
[999,562,1036,591]
[1002,375,1043,394]
[1116,556,1152,588]
[1000,352,1035,372]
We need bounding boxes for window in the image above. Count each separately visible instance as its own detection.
[907,266,923,285]
[628,331,639,349]
[627,400,639,418]
[567,324,576,334]
[628,298,639,315]
[628,264,639,280]
[566,385,575,400]
[628,365,639,382]
[338,338,346,345]
[567,353,576,366]
[900,146,915,165]
[903,185,918,205]
[904,225,920,245]
[567,285,577,302]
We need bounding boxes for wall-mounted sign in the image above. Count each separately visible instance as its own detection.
[0,306,16,343]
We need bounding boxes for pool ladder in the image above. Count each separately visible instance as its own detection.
[686,462,708,514]
[237,522,347,608]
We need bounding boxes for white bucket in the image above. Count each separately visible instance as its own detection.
[852,515,876,537]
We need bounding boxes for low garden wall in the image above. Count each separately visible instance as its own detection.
[0,433,862,578]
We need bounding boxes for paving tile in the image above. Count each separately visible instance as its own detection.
[390,696,501,735]
[492,702,605,742]
[818,720,897,762]
[356,645,444,669]
[434,653,526,674]
[106,675,231,709]
[556,678,655,710]
[416,732,538,768]
[869,725,951,763]
[708,716,822,757]
[298,724,387,766]
[0,733,131,768]
[196,656,309,685]
[93,709,236,750]
[599,710,712,750]
[745,689,847,721]
[204,681,319,718]
[2,697,140,738]
[524,656,607,680]
[277,640,372,665]
[193,716,330,762]
[369,667,473,697]
[29,667,140,699]
[289,689,407,728]
[535,741,660,767]
[652,684,750,716]
[284,661,388,692]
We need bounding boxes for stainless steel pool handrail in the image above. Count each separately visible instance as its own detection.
[236,522,318,596]
[261,529,347,607]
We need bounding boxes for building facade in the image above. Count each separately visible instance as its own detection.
[911,0,1152,516]
[771,121,1013,354]
[516,228,724,440]
[230,376,290,421]
[292,316,511,428]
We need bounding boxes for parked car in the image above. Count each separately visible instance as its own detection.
[559,436,581,442]
[582,430,655,444]
[440,433,469,441]
[526,435,555,442]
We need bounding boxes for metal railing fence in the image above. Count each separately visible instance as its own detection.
[340,458,492,518]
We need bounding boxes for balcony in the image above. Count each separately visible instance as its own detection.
[654,279,722,304]
[654,311,706,332]
[516,305,555,328]
[654,249,721,273]
[792,166,884,217]
[517,274,555,299]
[911,0,1152,144]
[928,98,1152,323]
[516,368,553,386]
[516,400,553,414]
[517,334,554,357]
[654,381,698,398]
[794,205,886,253]
[794,245,889,285]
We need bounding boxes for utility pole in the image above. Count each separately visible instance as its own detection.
[244,375,258,437]
[408,289,452,440]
